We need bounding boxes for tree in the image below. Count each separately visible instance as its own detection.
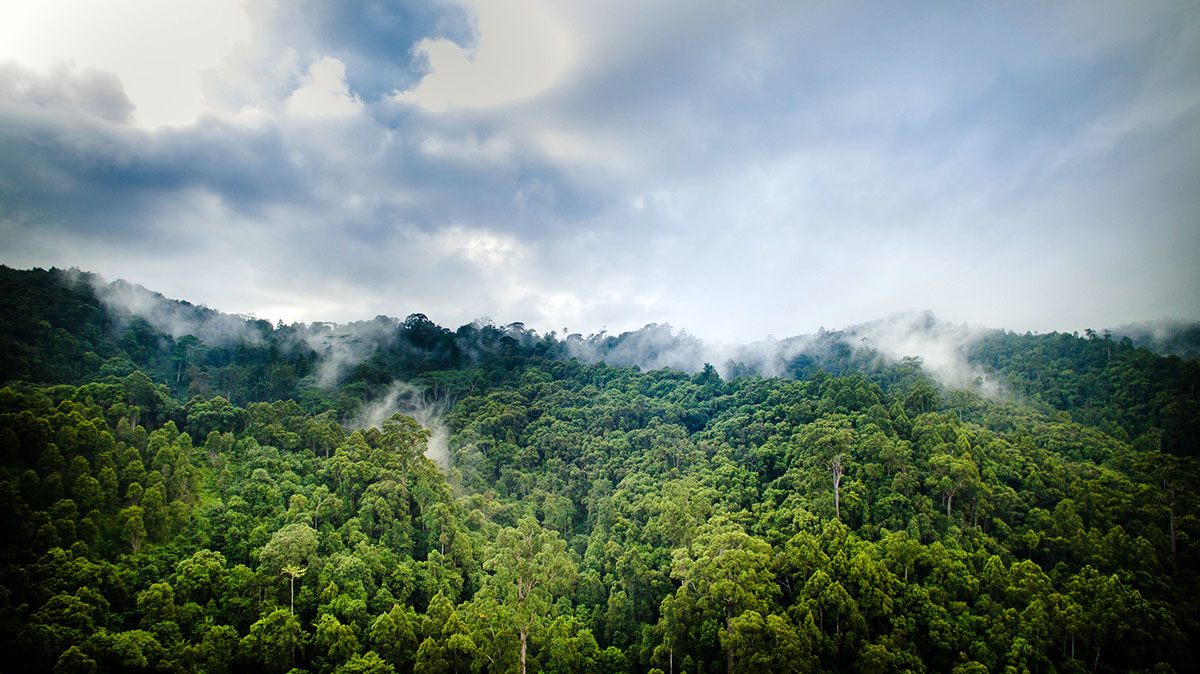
[380,413,429,488]
[904,380,940,416]
[479,517,577,674]
[281,564,306,615]
[136,581,178,632]
[119,505,146,552]
[171,335,204,384]
[724,610,817,674]
[798,417,853,520]
[369,604,419,672]
[194,624,239,674]
[337,651,398,674]
[258,523,319,575]
[314,613,361,672]
[671,516,777,674]
[173,549,228,608]
[108,629,166,671]
[242,608,305,674]
[926,452,978,518]
[53,645,97,674]
[829,453,845,521]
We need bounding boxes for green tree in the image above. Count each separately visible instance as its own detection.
[194,624,239,674]
[926,451,979,518]
[370,604,419,672]
[337,651,398,674]
[53,645,97,674]
[281,564,306,615]
[380,413,430,488]
[314,613,361,673]
[258,523,319,609]
[242,608,306,674]
[672,516,778,674]
[725,610,817,674]
[479,517,577,674]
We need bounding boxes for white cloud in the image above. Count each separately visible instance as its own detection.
[419,132,513,162]
[395,0,575,111]
[285,57,361,118]
[431,224,521,268]
[0,0,249,127]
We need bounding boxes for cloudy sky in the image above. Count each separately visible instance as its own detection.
[1,0,1197,343]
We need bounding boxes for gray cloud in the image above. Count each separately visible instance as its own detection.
[1,1,1197,342]
[0,61,134,123]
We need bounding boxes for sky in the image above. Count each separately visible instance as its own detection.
[1,0,1197,344]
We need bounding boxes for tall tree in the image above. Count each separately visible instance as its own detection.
[671,516,777,674]
[479,517,577,674]
[829,453,845,521]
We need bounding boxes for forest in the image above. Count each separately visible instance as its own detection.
[0,266,1197,674]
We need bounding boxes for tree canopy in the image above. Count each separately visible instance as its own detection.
[0,266,1197,673]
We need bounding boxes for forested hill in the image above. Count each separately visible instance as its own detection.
[1,265,1197,673]
[3,266,1197,456]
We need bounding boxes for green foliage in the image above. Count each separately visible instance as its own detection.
[0,269,1198,673]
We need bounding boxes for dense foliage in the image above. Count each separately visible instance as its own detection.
[1,267,1197,673]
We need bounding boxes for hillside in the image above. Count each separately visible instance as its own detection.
[0,266,1197,673]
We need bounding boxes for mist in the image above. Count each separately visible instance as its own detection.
[65,268,410,388]
[563,312,1007,396]
[69,269,267,346]
[302,317,399,388]
[563,324,709,372]
[1110,319,1200,361]
[66,266,1170,404]
[841,312,1007,396]
[350,381,451,469]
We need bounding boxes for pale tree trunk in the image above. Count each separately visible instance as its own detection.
[520,628,528,674]
[829,454,844,520]
[726,606,734,674]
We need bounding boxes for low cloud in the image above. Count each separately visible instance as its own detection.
[302,317,398,388]
[1110,319,1200,360]
[69,269,266,346]
[350,381,451,469]
[565,324,708,373]
[563,312,1008,396]
[843,312,1005,395]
